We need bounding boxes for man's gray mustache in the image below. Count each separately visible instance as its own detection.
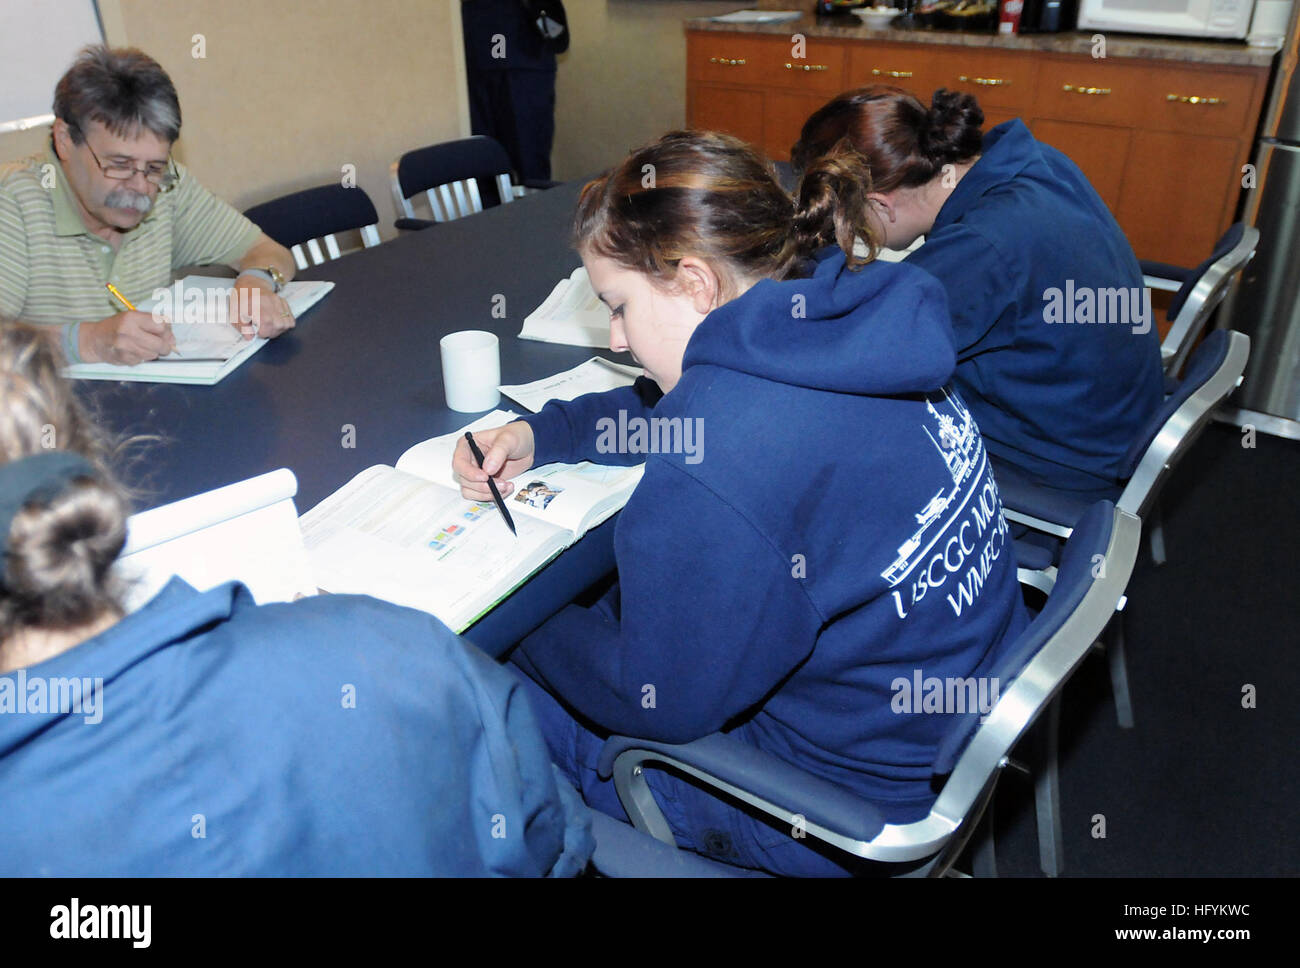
[104,188,152,213]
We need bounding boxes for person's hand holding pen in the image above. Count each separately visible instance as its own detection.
[453,422,536,502]
[83,283,176,365]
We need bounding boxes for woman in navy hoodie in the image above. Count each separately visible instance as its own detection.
[792,87,1164,493]
[0,322,591,876]
[453,131,1029,876]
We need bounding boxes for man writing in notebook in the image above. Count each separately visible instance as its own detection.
[0,45,296,365]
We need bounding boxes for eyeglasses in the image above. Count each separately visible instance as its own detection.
[82,140,178,192]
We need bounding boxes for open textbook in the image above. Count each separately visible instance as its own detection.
[64,275,335,385]
[518,266,610,348]
[299,410,645,632]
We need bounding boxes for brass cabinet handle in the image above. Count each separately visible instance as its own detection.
[708,56,747,66]
[784,62,830,72]
[1062,83,1111,95]
[1165,94,1224,105]
[959,74,1010,86]
[871,68,913,78]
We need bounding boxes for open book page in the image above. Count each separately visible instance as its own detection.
[298,465,570,632]
[64,277,334,384]
[113,468,315,611]
[499,357,643,413]
[393,410,523,489]
[518,266,611,348]
[142,276,336,360]
[394,410,646,538]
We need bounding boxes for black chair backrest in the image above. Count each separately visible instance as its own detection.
[396,136,514,209]
[244,184,379,250]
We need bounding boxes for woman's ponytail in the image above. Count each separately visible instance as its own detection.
[790,141,878,268]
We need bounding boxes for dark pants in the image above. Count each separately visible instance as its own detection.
[467,69,556,184]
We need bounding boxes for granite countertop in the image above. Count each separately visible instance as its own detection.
[686,14,1278,67]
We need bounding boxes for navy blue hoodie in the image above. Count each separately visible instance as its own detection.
[517,250,1029,818]
[907,120,1164,492]
[0,579,592,875]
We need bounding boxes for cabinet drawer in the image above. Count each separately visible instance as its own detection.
[847,43,949,102]
[687,33,766,85]
[764,91,834,160]
[1140,65,1258,138]
[689,84,765,147]
[758,36,847,95]
[943,50,1036,114]
[1033,58,1148,127]
[1116,130,1243,266]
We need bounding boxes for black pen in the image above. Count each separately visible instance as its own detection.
[464,432,517,536]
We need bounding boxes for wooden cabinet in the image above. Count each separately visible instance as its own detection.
[685,26,1269,267]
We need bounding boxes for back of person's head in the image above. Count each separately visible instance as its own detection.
[54,44,181,146]
[0,322,127,647]
[573,129,881,293]
[791,86,985,193]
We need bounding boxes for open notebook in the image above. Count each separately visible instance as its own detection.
[299,410,645,633]
[112,468,315,611]
[64,275,335,385]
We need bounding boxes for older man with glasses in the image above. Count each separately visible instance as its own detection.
[0,45,297,365]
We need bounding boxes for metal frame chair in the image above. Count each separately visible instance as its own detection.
[1000,330,1251,544]
[1141,224,1258,376]
[1001,328,1248,720]
[244,184,381,271]
[588,502,1141,878]
[993,329,1249,875]
[389,135,516,229]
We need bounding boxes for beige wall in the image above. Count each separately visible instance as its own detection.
[1,0,469,240]
[552,0,740,182]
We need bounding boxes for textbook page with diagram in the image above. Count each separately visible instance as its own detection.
[299,410,645,632]
[63,275,335,386]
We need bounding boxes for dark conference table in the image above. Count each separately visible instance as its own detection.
[82,180,624,658]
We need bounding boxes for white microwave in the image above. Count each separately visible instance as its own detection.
[1077,0,1256,39]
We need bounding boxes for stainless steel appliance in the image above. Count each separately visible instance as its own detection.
[1221,7,1300,439]
[1077,0,1256,39]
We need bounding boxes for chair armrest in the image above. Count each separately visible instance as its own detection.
[1139,259,1192,283]
[394,217,436,231]
[597,731,888,845]
[996,465,1108,536]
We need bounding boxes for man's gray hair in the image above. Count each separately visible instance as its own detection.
[53,45,181,145]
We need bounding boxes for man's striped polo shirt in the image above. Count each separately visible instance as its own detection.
[0,146,261,361]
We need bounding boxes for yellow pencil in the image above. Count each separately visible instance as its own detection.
[105,283,136,311]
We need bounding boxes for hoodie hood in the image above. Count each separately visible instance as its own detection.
[932,120,1038,234]
[682,247,956,397]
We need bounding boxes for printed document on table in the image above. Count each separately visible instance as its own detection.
[499,357,643,412]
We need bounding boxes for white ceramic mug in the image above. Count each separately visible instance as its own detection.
[440,330,501,412]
